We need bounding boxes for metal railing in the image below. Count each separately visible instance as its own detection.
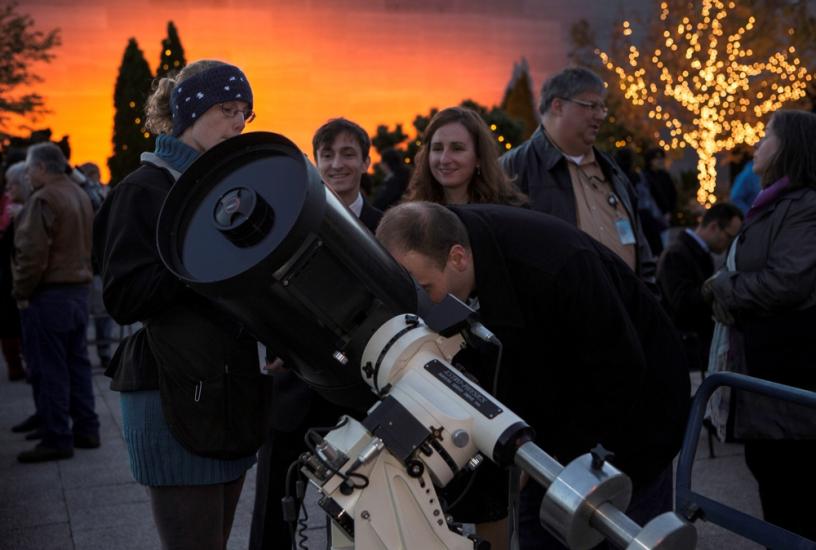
[676,372,816,549]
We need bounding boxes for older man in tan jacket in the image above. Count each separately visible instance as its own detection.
[12,142,99,463]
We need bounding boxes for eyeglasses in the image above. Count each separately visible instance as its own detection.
[560,97,609,115]
[220,103,255,124]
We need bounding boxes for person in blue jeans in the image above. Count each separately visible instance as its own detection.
[12,142,100,463]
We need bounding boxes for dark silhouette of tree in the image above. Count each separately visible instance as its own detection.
[108,38,154,187]
[371,123,409,155]
[501,58,539,140]
[0,1,61,137]
[0,129,69,172]
[156,21,186,78]
[460,99,524,156]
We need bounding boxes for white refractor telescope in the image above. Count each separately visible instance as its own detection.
[157,132,697,550]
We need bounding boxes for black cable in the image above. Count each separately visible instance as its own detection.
[345,471,371,490]
[296,507,309,550]
[283,457,303,550]
[490,340,504,396]
[296,480,309,550]
[443,464,481,512]
[302,417,349,456]
[306,416,350,436]
[284,417,377,550]
[288,522,297,550]
[463,319,505,396]
[282,457,315,550]
[304,418,370,490]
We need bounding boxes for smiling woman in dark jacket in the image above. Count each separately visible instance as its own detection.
[705,109,816,541]
[94,60,270,550]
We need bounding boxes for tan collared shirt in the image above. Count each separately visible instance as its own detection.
[565,150,636,270]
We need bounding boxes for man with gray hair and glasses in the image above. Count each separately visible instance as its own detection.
[501,68,669,548]
[501,67,655,283]
[12,142,99,463]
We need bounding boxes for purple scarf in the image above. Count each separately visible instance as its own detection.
[745,176,790,222]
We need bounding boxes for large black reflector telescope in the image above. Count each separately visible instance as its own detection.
[156,132,417,409]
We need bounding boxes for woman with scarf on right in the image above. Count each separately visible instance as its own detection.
[704,109,816,542]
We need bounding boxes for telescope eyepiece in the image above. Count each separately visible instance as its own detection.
[213,187,274,247]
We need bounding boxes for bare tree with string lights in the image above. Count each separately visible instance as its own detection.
[597,0,811,206]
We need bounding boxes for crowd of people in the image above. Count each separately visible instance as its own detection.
[1,60,814,549]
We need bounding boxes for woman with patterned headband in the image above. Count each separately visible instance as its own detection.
[94,60,270,550]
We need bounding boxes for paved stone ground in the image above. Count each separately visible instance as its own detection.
[0,328,768,549]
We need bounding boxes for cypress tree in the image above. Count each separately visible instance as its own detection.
[108,38,154,187]
[156,21,186,78]
[371,124,409,158]
[501,58,539,141]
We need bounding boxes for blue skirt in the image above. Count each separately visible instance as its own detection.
[120,390,256,486]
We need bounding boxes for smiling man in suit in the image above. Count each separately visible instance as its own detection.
[249,118,382,550]
[314,117,382,228]
[657,202,743,371]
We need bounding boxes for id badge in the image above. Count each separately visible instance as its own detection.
[615,218,637,246]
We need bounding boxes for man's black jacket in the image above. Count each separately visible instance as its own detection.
[450,204,690,485]
[657,230,715,369]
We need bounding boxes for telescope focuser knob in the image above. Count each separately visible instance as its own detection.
[451,429,470,448]
[590,444,614,470]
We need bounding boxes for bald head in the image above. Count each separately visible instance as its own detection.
[376,202,475,303]
[376,202,470,269]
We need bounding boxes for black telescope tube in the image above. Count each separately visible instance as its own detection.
[156,132,417,409]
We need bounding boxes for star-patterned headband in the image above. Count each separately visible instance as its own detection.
[170,64,253,137]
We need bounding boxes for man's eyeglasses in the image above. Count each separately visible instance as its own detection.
[560,97,609,115]
[220,103,255,124]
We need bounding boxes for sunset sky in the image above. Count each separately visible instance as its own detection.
[14,0,650,182]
